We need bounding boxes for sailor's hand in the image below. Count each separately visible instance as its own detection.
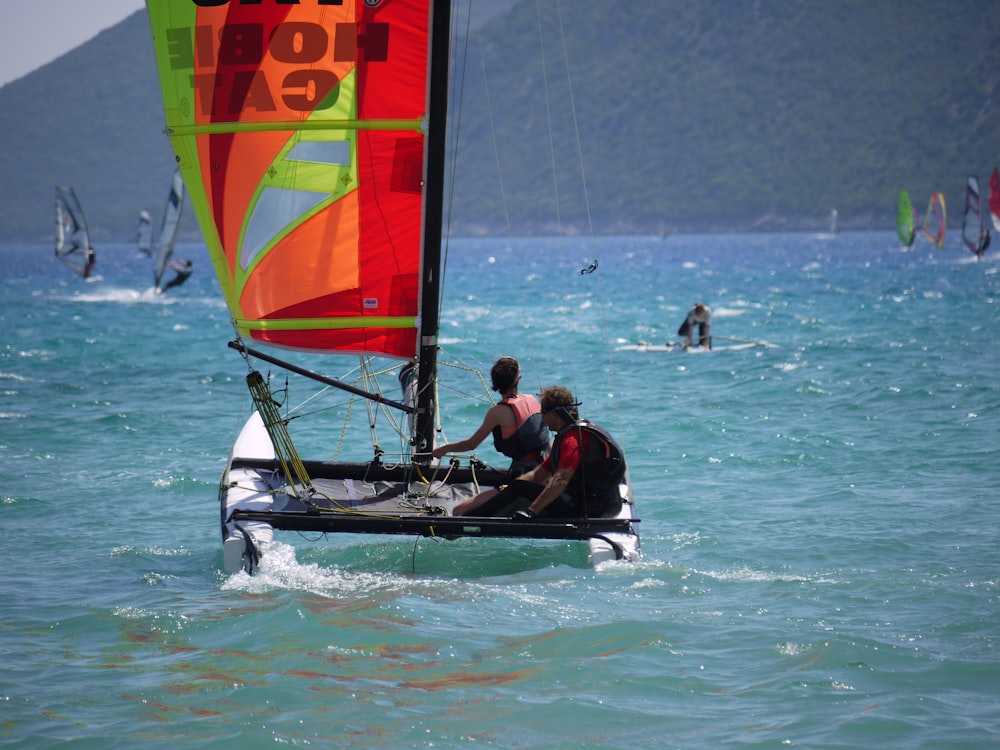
[512,508,535,521]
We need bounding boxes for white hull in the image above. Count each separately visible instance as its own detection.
[618,342,757,353]
[220,411,640,574]
[221,411,277,574]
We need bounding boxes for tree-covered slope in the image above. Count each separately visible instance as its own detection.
[0,1,996,241]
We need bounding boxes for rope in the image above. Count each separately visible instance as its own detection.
[245,370,315,502]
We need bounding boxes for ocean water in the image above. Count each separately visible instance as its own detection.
[2,232,998,748]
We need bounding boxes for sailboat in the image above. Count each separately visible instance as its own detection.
[896,190,918,248]
[54,186,96,279]
[150,170,187,292]
[921,191,947,248]
[145,1,640,574]
[962,175,991,258]
[989,166,1000,234]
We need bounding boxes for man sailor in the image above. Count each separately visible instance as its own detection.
[160,258,193,292]
[678,302,712,349]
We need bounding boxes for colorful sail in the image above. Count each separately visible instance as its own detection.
[896,190,917,247]
[961,175,989,257]
[921,191,947,249]
[990,167,1000,234]
[145,2,431,358]
[54,186,94,277]
[136,210,153,256]
[153,170,186,289]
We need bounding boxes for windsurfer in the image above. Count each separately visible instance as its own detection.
[678,302,712,349]
[161,258,193,292]
[83,248,96,279]
[433,355,549,477]
[453,385,624,520]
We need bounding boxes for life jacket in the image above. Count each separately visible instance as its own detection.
[492,394,550,474]
[548,420,626,518]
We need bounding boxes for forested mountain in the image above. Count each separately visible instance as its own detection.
[0,1,997,241]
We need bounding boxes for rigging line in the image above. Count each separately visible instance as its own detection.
[552,0,622,432]
[536,0,565,241]
[477,29,544,398]
[553,0,597,251]
[478,33,514,245]
[476,27,548,401]
[440,0,474,323]
[533,0,581,401]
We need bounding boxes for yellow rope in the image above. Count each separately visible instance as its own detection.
[246,370,315,501]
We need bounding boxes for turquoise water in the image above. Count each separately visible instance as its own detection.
[2,233,998,748]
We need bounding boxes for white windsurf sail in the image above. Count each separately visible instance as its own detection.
[54,186,94,278]
[136,210,152,256]
[152,171,185,290]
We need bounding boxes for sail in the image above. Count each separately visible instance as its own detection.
[829,208,838,236]
[896,190,916,246]
[145,2,432,359]
[990,167,1000,234]
[921,191,947,248]
[54,186,92,276]
[153,170,186,289]
[136,210,153,256]
[962,175,986,256]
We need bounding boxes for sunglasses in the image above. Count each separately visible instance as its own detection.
[541,401,581,415]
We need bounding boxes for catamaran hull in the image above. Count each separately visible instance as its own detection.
[220,412,640,574]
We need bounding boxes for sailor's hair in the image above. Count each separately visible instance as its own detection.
[539,385,580,422]
[490,356,520,392]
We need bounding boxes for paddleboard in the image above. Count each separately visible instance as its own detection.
[618,342,760,353]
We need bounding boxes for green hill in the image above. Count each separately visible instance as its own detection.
[0,1,997,242]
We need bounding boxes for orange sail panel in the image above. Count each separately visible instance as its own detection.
[145,1,430,358]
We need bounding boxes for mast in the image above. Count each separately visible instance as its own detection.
[414,0,451,457]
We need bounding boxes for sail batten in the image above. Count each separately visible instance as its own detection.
[166,119,425,136]
[234,316,417,332]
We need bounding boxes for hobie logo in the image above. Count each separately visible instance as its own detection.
[164,17,390,116]
[189,1,386,7]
